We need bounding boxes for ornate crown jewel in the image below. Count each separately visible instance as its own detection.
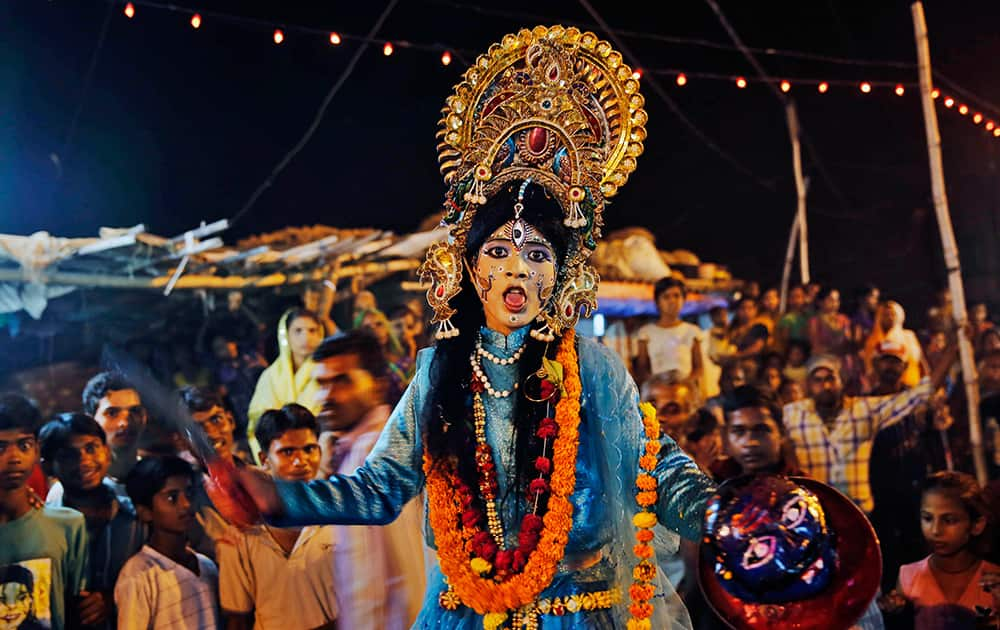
[420,25,648,340]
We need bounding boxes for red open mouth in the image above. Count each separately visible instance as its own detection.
[503,287,527,312]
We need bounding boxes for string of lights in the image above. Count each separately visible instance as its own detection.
[111,1,1000,140]
[426,0,919,70]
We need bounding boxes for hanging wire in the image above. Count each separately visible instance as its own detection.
[229,0,400,227]
[576,0,779,193]
[427,0,918,69]
[703,0,852,213]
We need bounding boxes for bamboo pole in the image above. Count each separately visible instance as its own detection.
[911,1,986,484]
[785,102,810,286]
[779,213,799,313]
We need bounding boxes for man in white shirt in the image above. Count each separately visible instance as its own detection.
[312,330,427,630]
[218,404,338,630]
[633,277,704,394]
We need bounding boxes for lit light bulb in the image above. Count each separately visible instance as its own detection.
[959,104,969,115]
[676,73,687,86]
[974,113,983,124]
[931,88,940,99]
[994,128,1000,137]
[986,121,995,131]
[818,82,829,93]
[860,82,872,93]
[944,97,954,108]
[894,84,904,96]
[632,69,642,80]
[383,42,393,56]
[736,77,747,89]
[124,2,135,18]
[190,14,201,29]
[780,80,791,93]
[441,50,452,66]
[273,29,284,44]
[329,32,341,45]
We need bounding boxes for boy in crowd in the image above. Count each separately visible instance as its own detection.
[218,404,338,630]
[713,385,801,480]
[0,394,88,630]
[115,456,219,630]
[177,385,242,560]
[633,277,704,391]
[81,372,147,493]
[39,413,145,629]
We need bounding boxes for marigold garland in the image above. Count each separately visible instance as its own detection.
[627,401,661,630]
[424,330,582,615]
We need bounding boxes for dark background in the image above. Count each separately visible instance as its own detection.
[3,0,1000,323]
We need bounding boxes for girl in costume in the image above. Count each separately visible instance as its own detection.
[217,25,716,629]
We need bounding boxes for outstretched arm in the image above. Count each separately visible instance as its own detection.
[228,351,431,528]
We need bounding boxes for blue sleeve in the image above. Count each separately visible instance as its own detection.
[583,338,716,542]
[653,435,717,541]
[268,349,430,528]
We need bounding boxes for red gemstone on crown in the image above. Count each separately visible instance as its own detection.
[527,127,548,154]
[436,286,445,298]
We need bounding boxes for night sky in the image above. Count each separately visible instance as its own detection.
[4,0,1000,318]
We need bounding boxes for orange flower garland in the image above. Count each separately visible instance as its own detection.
[424,330,582,615]
[627,401,660,630]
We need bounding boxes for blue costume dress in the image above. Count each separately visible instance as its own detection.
[270,327,716,628]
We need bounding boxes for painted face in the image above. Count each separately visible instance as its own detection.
[313,355,376,433]
[94,389,146,450]
[52,434,110,492]
[288,316,324,362]
[191,405,235,460]
[0,581,32,629]
[472,221,557,335]
[0,430,38,491]
[705,476,835,604]
[920,490,985,557]
[726,407,782,473]
[139,475,194,535]
[263,428,322,482]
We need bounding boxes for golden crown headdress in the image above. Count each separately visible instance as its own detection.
[420,25,648,340]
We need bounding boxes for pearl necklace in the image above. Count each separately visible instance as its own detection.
[475,337,526,366]
[470,352,519,398]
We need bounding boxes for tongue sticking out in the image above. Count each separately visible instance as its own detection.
[504,290,527,311]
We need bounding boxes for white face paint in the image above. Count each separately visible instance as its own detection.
[473,221,557,335]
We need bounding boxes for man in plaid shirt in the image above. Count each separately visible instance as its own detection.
[782,340,959,513]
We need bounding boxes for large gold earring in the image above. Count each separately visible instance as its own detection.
[419,241,464,339]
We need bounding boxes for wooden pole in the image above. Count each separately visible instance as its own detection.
[779,213,799,313]
[785,102,810,286]
[911,1,987,484]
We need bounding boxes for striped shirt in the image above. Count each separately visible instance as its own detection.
[783,378,933,512]
[115,545,219,630]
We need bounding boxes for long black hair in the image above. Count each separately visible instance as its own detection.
[424,180,573,517]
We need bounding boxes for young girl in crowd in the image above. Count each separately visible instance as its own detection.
[881,471,1000,628]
